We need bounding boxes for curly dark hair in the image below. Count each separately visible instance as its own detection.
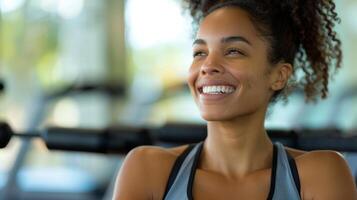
[184,0,342,103]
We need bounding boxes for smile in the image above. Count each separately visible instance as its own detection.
[199,85,236,94]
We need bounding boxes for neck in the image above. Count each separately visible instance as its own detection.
[200,114,273,180]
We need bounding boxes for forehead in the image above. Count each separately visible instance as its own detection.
[197,7,260,42]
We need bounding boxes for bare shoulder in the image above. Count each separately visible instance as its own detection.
[126,144,188,161]
[113,144,189,200]
[127,144,189,166]
[285,147,357,200]
[292,149,352,176]
[284,146,307,158]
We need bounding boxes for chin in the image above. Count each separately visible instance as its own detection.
[200,111,235,122]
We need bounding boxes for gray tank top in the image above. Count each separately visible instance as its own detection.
[162,141,301,200]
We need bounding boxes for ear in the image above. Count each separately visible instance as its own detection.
[270,62,293,91]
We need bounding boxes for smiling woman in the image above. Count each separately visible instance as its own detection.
[112,0,357,200]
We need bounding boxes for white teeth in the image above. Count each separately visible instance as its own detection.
[202,85,235,94]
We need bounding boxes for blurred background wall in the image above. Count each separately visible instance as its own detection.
[0,0,356,199]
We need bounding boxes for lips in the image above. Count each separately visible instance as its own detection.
[200,85,236,94]
[195,80,238,102]
[197,80,237,94]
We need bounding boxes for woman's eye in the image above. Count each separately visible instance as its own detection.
[225,48,245,56]
[193,51,206,58]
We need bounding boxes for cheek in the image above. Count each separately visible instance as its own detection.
[231,69,268,91]
[230,69,250,85]
[244,73,272,101]
[187,65,199,90]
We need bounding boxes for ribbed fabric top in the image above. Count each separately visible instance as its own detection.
[162,141,301,200]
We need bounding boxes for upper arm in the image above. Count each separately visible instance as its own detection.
[305,151,357,200]
[112,146,154,200]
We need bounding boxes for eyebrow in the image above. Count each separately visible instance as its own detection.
[192,38,206,46]
[221,36,252,46]
[192,36,252,46]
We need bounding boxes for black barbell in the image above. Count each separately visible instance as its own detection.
[1,121,357,153]
[0,121,152,153]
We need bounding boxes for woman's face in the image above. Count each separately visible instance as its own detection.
[188,7,281,121]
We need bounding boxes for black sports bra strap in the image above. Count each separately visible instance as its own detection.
[187,142,204,200]
[286,151,301,197]
[162,143,196,199]
[266,144,278,200]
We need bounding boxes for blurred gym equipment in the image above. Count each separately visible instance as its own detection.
[0,81,4,92]
[2,121,357,153]
[0,83,126,200]
[1,82,357,200]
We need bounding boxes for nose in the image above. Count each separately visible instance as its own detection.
[200,55,224,75]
